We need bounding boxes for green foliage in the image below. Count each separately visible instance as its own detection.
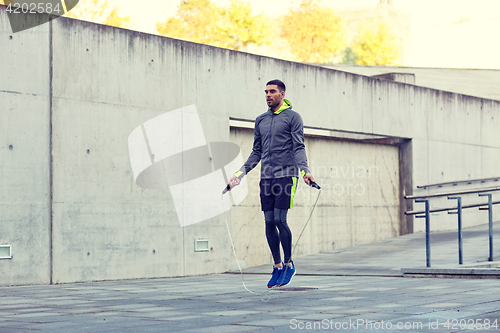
[156,0,270,51]
[218,0,270,50]
[280,0,345,63]
[340,47,357,65]
[351,20,401,66]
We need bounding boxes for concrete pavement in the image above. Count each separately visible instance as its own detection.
[1,223,499,332]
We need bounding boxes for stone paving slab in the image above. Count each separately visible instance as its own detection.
[1,273,499,332]
[1,223,500,332]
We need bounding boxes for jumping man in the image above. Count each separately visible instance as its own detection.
[228,79,315,288]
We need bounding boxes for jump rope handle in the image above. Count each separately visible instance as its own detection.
[310,181,321,190]
[222,184,231,194]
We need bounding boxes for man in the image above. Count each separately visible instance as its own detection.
[228,79,315,288]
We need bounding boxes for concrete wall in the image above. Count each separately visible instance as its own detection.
[323,64,500,101]
[0,11,51,285]
[1,7,500,285]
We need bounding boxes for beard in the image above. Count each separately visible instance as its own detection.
[268,99,281,109]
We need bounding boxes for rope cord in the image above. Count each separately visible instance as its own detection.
[221,188,321,301]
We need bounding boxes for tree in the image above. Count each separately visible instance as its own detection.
[156,0,270,51]
[280,0,345,63]
[65,0,132,29]
[351,20,401,66]
[157,0,222,46]
[218,0,270,50]
[340,47,357,65]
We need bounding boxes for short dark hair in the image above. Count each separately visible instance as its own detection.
[266,79,286,92]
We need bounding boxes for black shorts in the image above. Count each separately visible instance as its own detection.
[260,177,298,211]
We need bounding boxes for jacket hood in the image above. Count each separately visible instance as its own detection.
[271,99,292,114]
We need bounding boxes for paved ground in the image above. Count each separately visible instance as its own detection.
[1,223,500,332]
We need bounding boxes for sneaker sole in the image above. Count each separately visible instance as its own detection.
[268,267,283,288]
[277,270,296,287]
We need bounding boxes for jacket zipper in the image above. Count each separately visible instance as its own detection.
[268,113,275,171]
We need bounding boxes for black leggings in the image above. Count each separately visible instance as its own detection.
[264,208,292,265]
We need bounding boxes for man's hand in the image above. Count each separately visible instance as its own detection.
[227,175,241,191]
[303,173,315,185]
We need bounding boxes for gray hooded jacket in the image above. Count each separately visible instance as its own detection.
[236,99,311,179]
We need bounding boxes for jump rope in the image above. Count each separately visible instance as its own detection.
[221,181,321,302]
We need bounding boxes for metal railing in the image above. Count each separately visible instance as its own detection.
[416,176,500,189]
[405,187,499,267]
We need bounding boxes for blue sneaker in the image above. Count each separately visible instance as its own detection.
[267,266,282,288]
[277,262,296,287]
